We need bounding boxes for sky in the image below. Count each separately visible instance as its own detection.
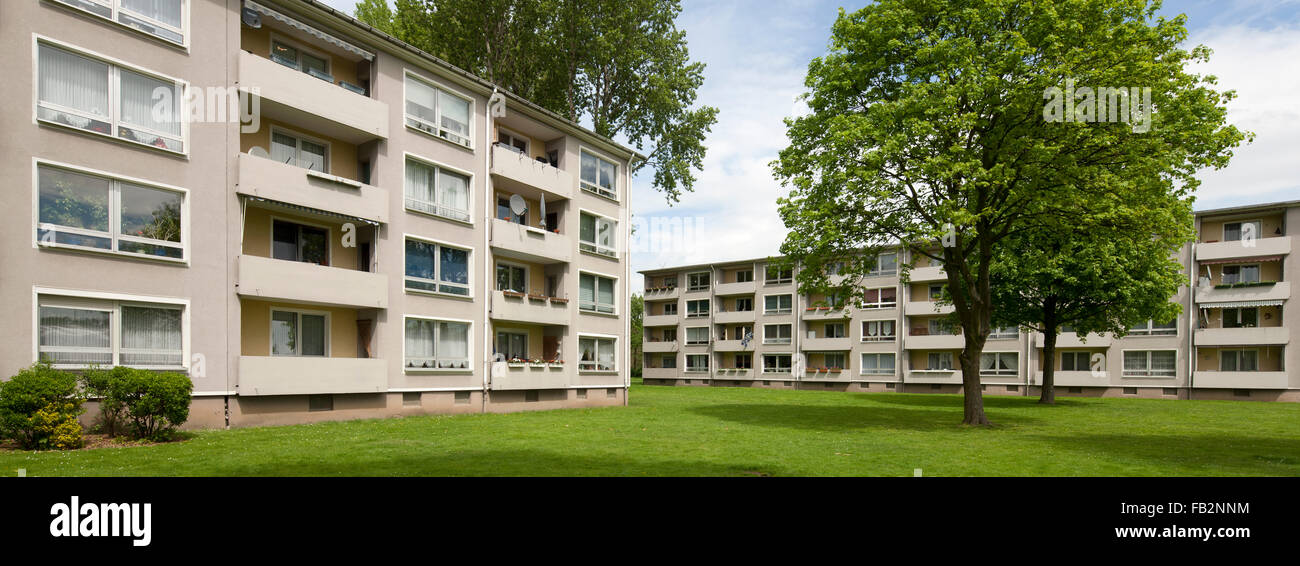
[319,0,1300,293]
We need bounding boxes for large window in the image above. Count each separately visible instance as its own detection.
[38,297,183,369]
[270,309,327,357]
[271,39,331,81]
[764,294,792,315]
[685,299,710,318]
[405,238,471,296]
[869,252,898,276]
[579,149,618,199]
[735,270,754,283]
[37,164,185,261]
[685,327,709,346]
[496,330,529,361]
[578,336,616,371]
[405,157,471,223]
[824,322,846,338]
[272,220,328,265]
[496,263,527,293]
[1223,221,1262,242]
[822,353,846,369]
[1221,264,1261,285]
[762,354,792,374]
[1061,351,1095,372]
[53,0,186,46]
[580,212,617,258]
[686,354,709,372]
[861,320,895,342]
[1222,307,1259,328]
[862,287,897,309]
[1130,319,1177,336]
[765,265,792,284]
[979,352,1018,376]
[763,324,791,345]
[1123,350,1176,377]
[37,42,184,152]
[405,318,470,370]
[735,297,753,312]
[926,352,954,370]
[860,353,895,376]
[579,273,616,314]
[405,74,471,147]
[687,272,710,291]
[1219,349,1259,372]
[271,129,328,172]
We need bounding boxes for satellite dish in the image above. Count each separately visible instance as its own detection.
[509,194,527,216]
[241,7,262,28]
[249,146,270,159]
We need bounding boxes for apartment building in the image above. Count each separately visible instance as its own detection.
[0,0,639,428]
[640,200,1299,402]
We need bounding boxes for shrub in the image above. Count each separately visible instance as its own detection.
[81,366,131,437]
[106,369,193,440]
[0,362,85,450]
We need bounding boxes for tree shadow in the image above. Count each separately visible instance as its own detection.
[689,402,1040,432]
[1030,433,1300,476]
[855,393,1090,409]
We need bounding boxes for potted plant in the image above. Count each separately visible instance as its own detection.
[529,358,546,368]
[829,367,843,373]
[507,357,526,368]
[548,359,564,369]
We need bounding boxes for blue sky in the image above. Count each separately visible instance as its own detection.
[319,0,1300,292]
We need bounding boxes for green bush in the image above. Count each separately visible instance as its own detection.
[0,362,85,450]
[105,369,193,440]
[81,366,131,437]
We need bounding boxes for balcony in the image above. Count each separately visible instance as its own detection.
[905,334,964,349]
[801,307,851,321]
[905,301,955,316]
[802,337,853,351]
[238,356,388,396]
[713,368,755,379]
[644,314,680,326]
[1047,370,1110,387]
[644,286,679,301]
[906,369,963,384]
[715,281,757,296]
[643,367,679,379]
[238,51,388,143]
[1194,326,1289,346]
[1194,371,1290,389]
[909,265,946,282]
[713,339,751,351]
[1196,236,1292,262]
[1195,281,1291,305]
[491,144,574,200]
[237,255,388,309]
[490,218,571,263]
[492,364,570,390]
[490,291,570,326]
[713,310,756,324]
[1033,331,1113,348]
[643,340,678,353]
[236,153,389,224]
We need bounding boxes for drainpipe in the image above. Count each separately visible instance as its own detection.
[483,88,497,414]
[1188,241,1197,397]
[623,151,638,406]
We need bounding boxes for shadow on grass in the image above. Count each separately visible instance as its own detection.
[1031,433,1300,476]
[856,393,1090,409]
[689,402,1041,432]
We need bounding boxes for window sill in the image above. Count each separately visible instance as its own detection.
[579,185,620,203]
[579,247,620,261]
[405,120,475,152]
[37,241,189,266]
[404,205,475,227]
[579,308,619,318]
[38,118,189,159]
[405,288,475,301]
[404,367,473,374]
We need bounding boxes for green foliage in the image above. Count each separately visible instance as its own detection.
[81,366,132,437]
[103,369,194,441]
[631,293,644,377]
[0,362,85,450]
[356,0,718,202]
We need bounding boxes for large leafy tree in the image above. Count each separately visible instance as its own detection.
[357,0,718,202]
[630,293,644,378]
[773,0,1246,424]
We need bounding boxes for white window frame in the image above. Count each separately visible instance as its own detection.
[269,215,331,266]
[403,315,473,372]
[403,71,475,149]
[823,322,847,339]
[763,293,793,315]
[403,152,475,224]
[926,351,955,371]
[1220,263,1262,285]
[496,328,531,361]
[989,326,1019,339]
[403,234,474,299]
[859,352,896,376]
[496,126,530,155]
[1222,219,1263,243]
[685,354,709,373]
[33,288,189,371]
[734,297,754,312]
[1218,348,1260,372]
[269,33,333,81]
[578,146,619,201]
[578,208,619,259]
[686,271,711,292]
[685,299,710,318]
[578,270,619,315]
[51,0,189,48]
[270,125,331,173]
[868,252,898,276]
[684,326,710,346]
[32,159,188,264]
[763,323,792,345]
[1121,349,1178,378]
[577,333,618,373]
[862,286,898,309]
[762,353,793,374]
[860,319,896,342]
[34,37,188,155]
[495,260,529,293]
[764,265,793,285]
[734,269,754,283]
[978,351,1019,376]
[269,308,330,357]
[662,302,678,315]
[1129,318,1178,336]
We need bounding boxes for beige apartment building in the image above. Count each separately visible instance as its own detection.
[641,201,1300,402]
[0,0,638,428]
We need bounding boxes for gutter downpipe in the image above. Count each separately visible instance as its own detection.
[483,88,498,414]
[624,151,638,406]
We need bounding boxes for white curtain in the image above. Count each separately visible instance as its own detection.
[405,160,435,204]
[596,217,614,248]
[405,77,438,122]
[121,0,183,27]
[597,339,615,370]
[119,68,179,135]
[39,44,110,118]
[1151,351,1176,374]
[405,319,435,367]
[438,322,469,366]
[38,306,112,365]
[438,169,469,215]
[880,354,895,372]
[439,90,469,135]
[120,306,182,366]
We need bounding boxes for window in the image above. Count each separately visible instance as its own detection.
[823,353,846,369]
[861,320,896,342]
[36,164,185,261]
[1220,349,1259,372]
[824,323,846,338]
[685,327,710,346]
[1223,221,1262,242]
[661,276,678,289]
[762,354,792,374]
[763,324,792,344]
[272,220,329,265]
[979,352,1018,376]
[863,287,897,309]
[765,265,792,284]
[1123,350,1176,377]
[928,284,945,301]
[662,328,677,342]
[405,157,471,223]
[405,318,470,370]
[1060,351,1094,372]
[496,196,526,225]
[731,325,754,342]
[663,303,678,315]
[661,354,677,369]
[53,0,186,46]
[860,353,895,375]
[270,129,328,172]
[764,294,793,315]
[579,273,616,314]
[687,272,711,291]
[579,149,618,199]
[686,354,709,372]
[1222,308,1259,328]
[580,212,618,258]
[271,39,331,81]
[735,270,754,283]
[496,263,527,293]
[496,331,529,361]
[271,310,327,357]
[927,318,956,336]
[1221,264,1261,285]
[37,42,184,152]
[405,238,471,296]
[1130,319,1177,336]
[734,297,754,312]
[405,74,471,147]
[496,128,529,154]
[926,352,954,370]
[578,336,616,371]
[38,298,183,368]
[869,252,898,276]
[734,354,753,369]
[686,299,710,318]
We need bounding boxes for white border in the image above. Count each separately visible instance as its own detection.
[32,286,191,371]
[402,151,476,226]
[401,314,474,374]
[402,233,476,300]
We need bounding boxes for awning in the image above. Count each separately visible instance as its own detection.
[244,196,380,227]
[1199,300,1285,309]
[1199,255,1283,265]
[246,1,374,61]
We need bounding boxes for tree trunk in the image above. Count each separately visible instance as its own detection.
[1040,298,1058,404]
[959,344,991,425]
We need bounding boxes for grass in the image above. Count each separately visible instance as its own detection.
[2,380,1298,476]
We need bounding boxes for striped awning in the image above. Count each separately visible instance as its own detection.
[1199,255,1283,265]
[1198,300,1284,309]
[244,196,380,227]
[246,1,374,61]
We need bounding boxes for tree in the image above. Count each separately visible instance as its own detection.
[773,0,1246,424]
[991,196,1192,404]
[357,0,718,203]
[631,293,644,378]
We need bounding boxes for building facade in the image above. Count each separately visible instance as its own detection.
[0,0,639,428]
[640,201,1299,402]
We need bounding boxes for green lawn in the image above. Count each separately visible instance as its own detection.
[3,381,1299,476]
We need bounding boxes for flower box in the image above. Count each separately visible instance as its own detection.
[503,290,525,299]
[829,368,843,373]
[528,294,548,301]
[529,362,547,368]
[547,362,564,369]
[507,363,526,369]
[549,297,569,304]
